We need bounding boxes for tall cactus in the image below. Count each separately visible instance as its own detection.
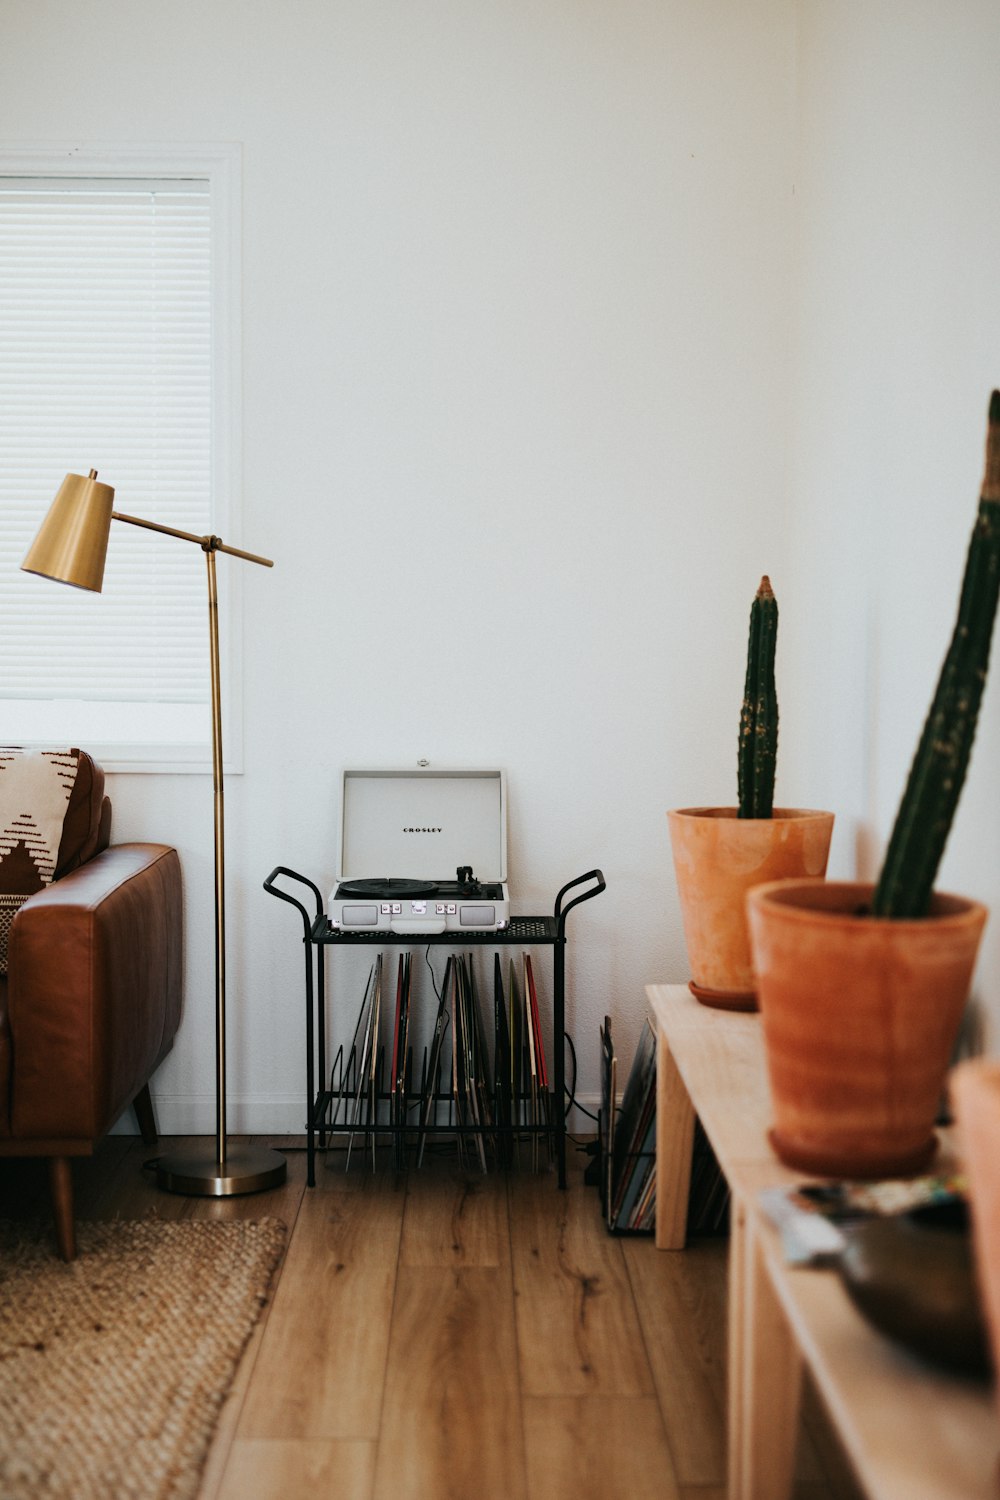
[872,391,1000,918]
[738,575,779,818]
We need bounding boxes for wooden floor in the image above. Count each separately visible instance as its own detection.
[1,1135,866,1500]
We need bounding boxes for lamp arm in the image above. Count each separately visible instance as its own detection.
[111,509,274,568]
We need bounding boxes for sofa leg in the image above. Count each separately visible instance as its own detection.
[48,1157,77,1262]
[133,1082,159,1145]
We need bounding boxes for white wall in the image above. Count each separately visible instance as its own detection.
[2,0,796,1128]
[9,3,1000,1127]
[783,2,1000,1046]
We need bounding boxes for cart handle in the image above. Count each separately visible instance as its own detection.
[554,869,606,934]
[263,865,325,941]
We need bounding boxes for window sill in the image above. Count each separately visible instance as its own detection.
[4,699,242,775]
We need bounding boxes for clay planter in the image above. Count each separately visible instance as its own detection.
[747,879,988,1179]
[951,1058,1000,1391]
[667,807,834,1012]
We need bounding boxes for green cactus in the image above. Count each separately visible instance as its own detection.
[872,391,1000,918]
[738,575,779,819]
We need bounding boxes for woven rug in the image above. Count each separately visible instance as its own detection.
[0,1217,286,1500]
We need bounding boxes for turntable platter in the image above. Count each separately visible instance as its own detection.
[336,877,440,899]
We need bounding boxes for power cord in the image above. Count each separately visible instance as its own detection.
[563,1031,599,1124]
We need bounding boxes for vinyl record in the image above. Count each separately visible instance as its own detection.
[337,877,438,897]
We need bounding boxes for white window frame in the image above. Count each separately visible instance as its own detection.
[0,142,243,775]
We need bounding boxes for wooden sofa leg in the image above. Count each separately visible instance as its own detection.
[48,1157,77,1262]
[133,1082,159,1146]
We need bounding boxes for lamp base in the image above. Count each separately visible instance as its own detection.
[154,1143,287,1198]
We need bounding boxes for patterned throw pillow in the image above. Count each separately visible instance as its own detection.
[0,748,81,975]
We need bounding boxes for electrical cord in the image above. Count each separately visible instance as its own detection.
[563,1030,599,1123]
[424,944,443,1004]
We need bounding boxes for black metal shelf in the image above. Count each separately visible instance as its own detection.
[310,1092,559,1173]
[264,866,605,1189]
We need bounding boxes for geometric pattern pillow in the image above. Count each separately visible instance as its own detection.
[0,748,81,974]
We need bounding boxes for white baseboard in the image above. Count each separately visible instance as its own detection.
[110,1093,309,1136]
[564,1093,601,1135]
[111,1091,603,1138]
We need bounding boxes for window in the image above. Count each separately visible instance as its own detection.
[0,145,241,772]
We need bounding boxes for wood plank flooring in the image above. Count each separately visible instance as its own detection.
[0,1136,866,1500]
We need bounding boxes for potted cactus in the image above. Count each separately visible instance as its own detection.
[748,392,999,1178]
[668,577,835,1011]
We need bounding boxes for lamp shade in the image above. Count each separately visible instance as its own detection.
[21,470,115,592]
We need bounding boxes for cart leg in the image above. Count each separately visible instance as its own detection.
[305,939,317,1188]
[554,939,567,1188]
[317,944,327,1151]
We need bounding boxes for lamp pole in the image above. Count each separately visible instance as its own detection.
[135,524,286,1197]
[207,543,228,1171]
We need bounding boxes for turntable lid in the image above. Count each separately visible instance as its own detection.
[337,768,508,884]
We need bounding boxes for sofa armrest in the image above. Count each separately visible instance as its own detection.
[7,844,183,1141]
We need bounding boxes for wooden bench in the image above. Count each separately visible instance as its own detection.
[646,983,999,1500]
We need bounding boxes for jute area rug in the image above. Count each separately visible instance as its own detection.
[0,1216,286,1500]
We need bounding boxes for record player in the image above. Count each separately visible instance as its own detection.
[328,768,510,934]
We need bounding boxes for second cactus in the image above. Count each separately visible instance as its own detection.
[872,391,1000,917]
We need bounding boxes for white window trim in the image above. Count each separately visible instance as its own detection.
[0,141,244,775]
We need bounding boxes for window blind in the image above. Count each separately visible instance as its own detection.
[0,178,213,710]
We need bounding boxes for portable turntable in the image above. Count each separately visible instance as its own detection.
[328,768,510,934]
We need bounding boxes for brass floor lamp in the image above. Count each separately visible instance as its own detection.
[22,469,287,1197]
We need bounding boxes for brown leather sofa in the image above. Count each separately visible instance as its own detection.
[0,752,182,1259]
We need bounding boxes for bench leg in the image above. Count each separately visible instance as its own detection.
[728,1190,802,1500]
[654,1030,697,1248]
[48,1156,76,1262]
[133,1082,159,1146]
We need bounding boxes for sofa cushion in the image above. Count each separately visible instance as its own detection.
[0,749,90,973]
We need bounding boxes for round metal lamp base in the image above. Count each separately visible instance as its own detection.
[154,1143,287,1198]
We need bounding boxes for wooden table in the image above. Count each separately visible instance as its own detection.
[646,983,999,1500]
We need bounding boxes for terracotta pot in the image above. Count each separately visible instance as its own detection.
[667,807,834,1012]
[747,879,987,1179]
[951,1058,1000,1390]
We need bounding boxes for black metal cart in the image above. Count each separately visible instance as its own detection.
[263,867,605,1189]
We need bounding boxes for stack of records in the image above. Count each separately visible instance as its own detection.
[417,952,494,1172]
[686,1116,730,1235]
[600,1018,729,1237]
[606,1019,657,1233]
[321,948,555,1173]
[598,1016,617,1219]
